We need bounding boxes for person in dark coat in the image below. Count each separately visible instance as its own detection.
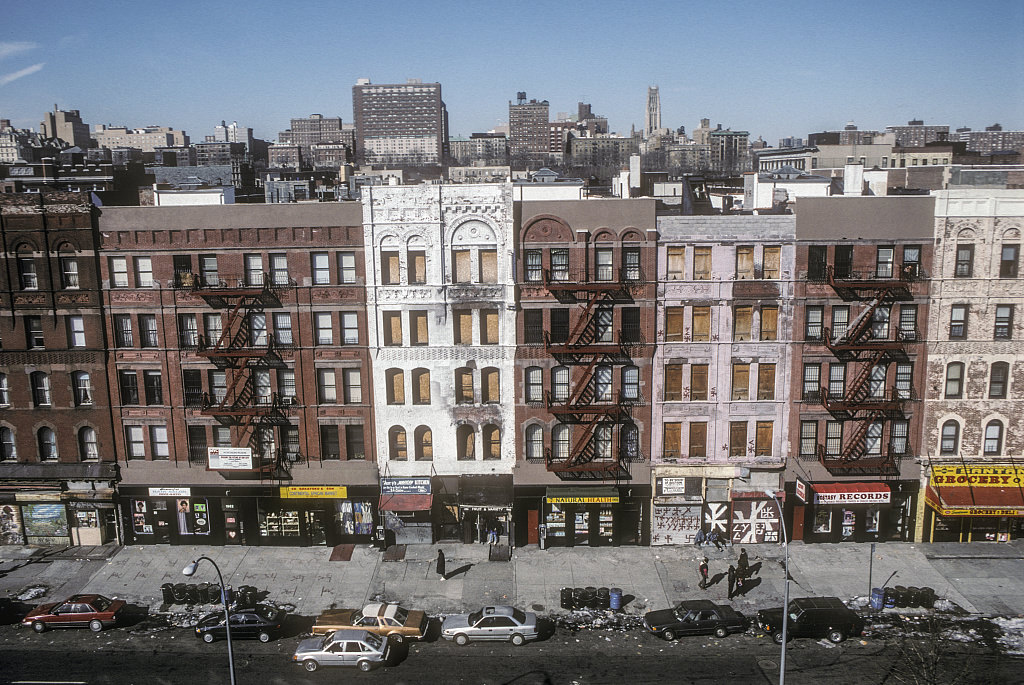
[737,547,749,579]
[436,549,446,581]
[727,565,737,599]
[698,557,709,590]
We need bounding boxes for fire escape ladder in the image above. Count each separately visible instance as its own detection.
[565,357,600,408]
[839,414,875,464]
[847,350,886,406]
[567,415,603,467]
[842,296,881,345]
[569,295,601,345]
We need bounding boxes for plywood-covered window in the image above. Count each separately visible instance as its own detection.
[666,307,685,341]
[760,306,778,341]
[757,363,776,400]
[454,310,472,344]
[690,364,708,401]
[689,422,707,458]
[730,422,747,457]
[453,249,471,283]
[482,367,499,403]
[663,422,681,459]
[664,363,683,401]
[386,369,405,404]
[456,368,474,404]
[736,246,754,280]
[732,363,750,400]
[381,251,400,285]
[692,306,710,342]
[412,368,430,404]
[410,310,428,345]
[479,249,497,283]
[457,425,475,460]
[383,312,402,346]
[693,247,712,280]
[482,309,499,345]
[755,421,773,456]
[415,426,433,461]
[483,425,501,460]
[667,246,685,280]
[762,246,781,279]
[734,306,752,341]
[389,426,407,461]
[408,250,426,284]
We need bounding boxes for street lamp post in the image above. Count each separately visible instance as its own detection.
[184,555,236,685]
[764,489,789,685]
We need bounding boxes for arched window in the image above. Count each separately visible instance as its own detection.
[525,366,543,403]
[457,425,475,460]
[386,369,405,404]
[411,368,430,405]
[38,428,58,460]
[984,421,1003,456]
[551,366,569,402]
[455,368,474,404]
[552,424,570,462]
[482,425,500,460]
[944,363,964,399]
[388,426,407,461]
[525,424,543,461]
[72,371,93,406]
[989,362,1009,399]
[0,427,16,461]
[940,421,959,455]
[79,427,99,461]
[414,426,433,461]
[621,423,639,460]
[31,372,51,407]
[622,365,640,401]
[482,367,499,403]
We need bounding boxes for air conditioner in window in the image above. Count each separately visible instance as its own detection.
[280,396,297,406]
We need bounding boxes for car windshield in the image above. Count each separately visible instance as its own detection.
[363,632,383,649]
[255,605,279,621]
[468,610,483,625]
[393,607,409,623]
[511,609,526,624]
[91,597,111,611]
[673,607,690,620]
[351,611,364,624]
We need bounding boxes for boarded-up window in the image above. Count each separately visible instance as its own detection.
[663,422,681,459]
[757,363,776,400]
[410,311,428,345]
[409,251,426,284]
[453,249,471,283]
[667,246,685,279]
[760,306,778,341]
[730,422,747,457]
[412,368,430,404]
[755,421,773,456]
[732,363,749,400]
[694,247,712,280]
[457,425,475,460]
[734,306,752,341]
[689,422,707,458]
[479,249,497,283]
[763,246,781,279]
[454,310,472,344]
[692,306,710,342]
[386,369,405,404]
[483,425,500,460]
[390,427,407,460]
[381,251,400,285]
[666,307,685,341]
[664,364,683,401]
[482,309,498,345]
[383,312,402,346]
[691,364,708,401]
[482,367,499,402]
[736,246,754,280]
[456,368,474,403]
[416,427,433,461]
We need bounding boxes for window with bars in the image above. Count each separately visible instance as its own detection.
[114,315,133,347]
[623,248,640,281]
[550,309,569,343]
[864,422,883,455]
[829,363,846,398]
[805,306,823,340]
[595,307,613,343]
[800,421,818,457]
[825,421,843,456]
[830,306,849,341]
[868,364,887,399]
[524,310,543,344]
[140,314,158,348]
[273,313,293,345]
[955,244,974,277]
[270,254,288,285]
[949,305,967,339]
[994,305,1014,340]
[118,371,139,405]
[871,306,890,339]
[803,363,821,400]
[343,368,362,404]
[989,362,1009,399]
[896,363,913,399]
[594,365,613,402]
[808,245,828,280]
[177,314,198,348]
[890,420,909,455]
[250,313,268,347]
[550,249,569,281]
[552,366,569,402]
[278,369,296,400]
[525,367,543,403]
[553,425,569,461]
[900,305,918,341]
[525,250,542,282]
[338,252,357,284]
[143,371,163,405]
[209,370,226,403]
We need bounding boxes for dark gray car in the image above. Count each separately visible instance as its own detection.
[441,605,538,646]
[292,629,391,672]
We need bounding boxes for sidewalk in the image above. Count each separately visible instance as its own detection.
[2,540,1023,617]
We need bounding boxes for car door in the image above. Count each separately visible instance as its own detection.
[697,610,720,635]
[474,616,499,640]
[491,616,516,639]
[676,610,699,636]
[322,641,347,666]
[344,641,363,664]
[54,602,80,628]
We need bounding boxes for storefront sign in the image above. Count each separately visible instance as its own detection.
[546,495,620,504]
[814,490,890,505]
[655,477,702,498]
[381,478,431,495]
[795,479,808,504]
[930,465,1024,487]
[208,447,253,470]
[148,487,191,497]
[280,486,348,499]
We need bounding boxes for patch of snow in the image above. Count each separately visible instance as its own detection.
[17,585,47,601]
[992,617,1024,656]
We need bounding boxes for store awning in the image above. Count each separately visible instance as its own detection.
[459,475,513,510]
[378,494,433,512]
[812,482,891,505]
[545,486,620,504]
[925,484,1024,517]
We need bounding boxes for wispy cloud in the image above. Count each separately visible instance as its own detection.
[0,41,37,60]
[0,62,45,86]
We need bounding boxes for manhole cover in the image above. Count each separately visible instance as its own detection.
[531,604,545,611]
[757,658,778,670]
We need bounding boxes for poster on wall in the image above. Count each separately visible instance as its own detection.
[132,499,153,535]
[337,501,374,536]
[22,503,69,544]
[731,499,780,544]
[1,504,25,545]
[652,504,701,545]
[175,498,211,535]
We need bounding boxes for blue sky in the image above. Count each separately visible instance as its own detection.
[1,0,1022,146]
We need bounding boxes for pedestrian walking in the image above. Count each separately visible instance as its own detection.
[698,557,709,590]
[737,547,749,579]
[436,549,446,581]
[727,564,736,599]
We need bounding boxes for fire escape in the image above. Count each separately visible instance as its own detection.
[177,271,292,477]
[542,263,646,480]
[815,262,920,475]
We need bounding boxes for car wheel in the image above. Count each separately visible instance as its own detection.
[32,621,46,633]
[827,629,846,644]
[511,633,525,646]
[391,632,404,644]
[258,631,271,643]
[772,631,785,645]
[455,633,469,646]
[714,626,728,638]
[202,632,215,643]
[303,660,319,672]
[662,629,676,641]
[89,619,104,632]
[358,660,373,672]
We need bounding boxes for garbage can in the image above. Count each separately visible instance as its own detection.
[161,583,175,604]
[172,583,188,603]
[196,583,210,605]
[597,587,610,609]
[560,587,574,610]
[894,585,908,608]
[870,587,885,610]
[609,588,623,611]
[883,587,897,608]
[185,584,201,605]
[919,587,936,609]
[584,587,598,609]
[906,586,921,608]
[572,588,585,610]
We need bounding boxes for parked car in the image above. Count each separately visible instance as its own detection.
[22,594,126,633]
[643,599,747,640]
[312,601,427,642]
[441,605,538,646]
[293,629,391,672]
[195,604,286,643]
[757,596,865,644]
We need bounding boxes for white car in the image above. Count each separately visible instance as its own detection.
[441,605,539,646]
[292,629,391,672]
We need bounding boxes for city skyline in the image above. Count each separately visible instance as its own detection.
[0,0,1022,146]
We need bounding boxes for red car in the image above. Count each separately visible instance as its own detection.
[22,594,126,633]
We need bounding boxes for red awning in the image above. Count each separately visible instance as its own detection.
[378,494,433,512]
[925,484,1024,517]
[812,482,890,505]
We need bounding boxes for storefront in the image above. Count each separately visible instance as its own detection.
[651,476,703,546]
[923,464,1024,543]
[790,479,918,543]
[458,475,513,545]
[730,491,783,544]
[542,486,646,547]
[379,477,433,545]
